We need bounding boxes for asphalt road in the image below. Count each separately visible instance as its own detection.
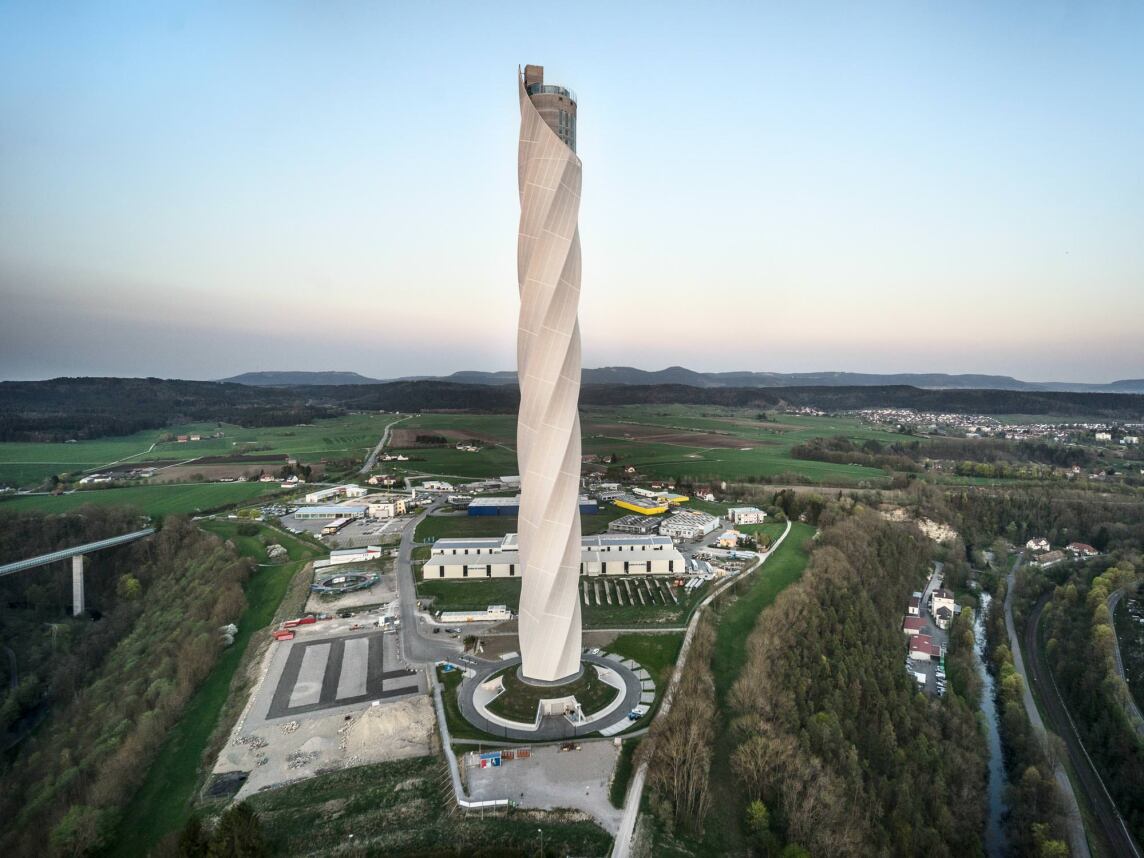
[359,414,411,476]
[1025,594,1142,858]
[393,503,463,665]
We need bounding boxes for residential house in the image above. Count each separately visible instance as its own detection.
[1025,537,1050,552]
[902,616,926,636]
[930,588,955,630]
[1067,542,1098,557]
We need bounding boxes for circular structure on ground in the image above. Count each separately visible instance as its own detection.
[481,663,618,723]
[456,652,651,741]
[311,571,380,595]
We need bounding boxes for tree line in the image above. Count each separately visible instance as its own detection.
[725,510,988,856]
[0,515,253,856]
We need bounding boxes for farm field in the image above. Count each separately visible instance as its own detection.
[0,482,284,517]
[388,408,905,486]
[0,412,397,488]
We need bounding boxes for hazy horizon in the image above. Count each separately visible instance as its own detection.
[3,2,1142,383]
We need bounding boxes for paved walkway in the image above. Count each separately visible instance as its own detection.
[457,653,644,741]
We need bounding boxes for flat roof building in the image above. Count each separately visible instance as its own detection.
[728,506,767,525]
[294,505,368,520]
[659,510,719,541]
[608,514,662,535]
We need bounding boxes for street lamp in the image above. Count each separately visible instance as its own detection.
[537,828,544,857]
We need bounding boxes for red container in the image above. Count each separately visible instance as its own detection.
[296,616,317,625]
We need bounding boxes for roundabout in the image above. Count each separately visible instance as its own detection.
[455,651,655,741]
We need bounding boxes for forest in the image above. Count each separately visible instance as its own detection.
[0,513,253,856]
[3,376,1143,442]
[983,574,1070,856]
[1041,558,1144,844]
[724,510,987,856]
[791,436,1098,474]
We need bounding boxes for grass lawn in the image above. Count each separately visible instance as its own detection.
[702,521,814,855]
[437,667,510,742]
[415,507,627,543]
[110,522,323,855]
[419,578,523,611]
[609,737,641,808]
[711,522,813,700]
[0,481,284,517]
[249,755,613,856]
[486,664,620,722]
[418,577,699,629]
[606,633,683,688]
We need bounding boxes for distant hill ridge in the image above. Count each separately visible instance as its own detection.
[220,366,1144,394]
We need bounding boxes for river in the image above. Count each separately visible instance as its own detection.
[975,591,1006,857]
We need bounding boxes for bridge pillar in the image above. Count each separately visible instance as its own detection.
[72,554,85,617]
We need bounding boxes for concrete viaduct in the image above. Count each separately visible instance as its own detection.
[0,528,156,615]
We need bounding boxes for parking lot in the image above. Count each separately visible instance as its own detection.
[906,564,950,697]
[281,513,412,547]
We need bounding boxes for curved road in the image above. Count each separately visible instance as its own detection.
[1108,589,1144,739]
[1025,594,1141,858]
[359,414,411,476]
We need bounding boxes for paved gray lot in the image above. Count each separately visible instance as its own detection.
[465,741,623,833]
[265,631,420,720]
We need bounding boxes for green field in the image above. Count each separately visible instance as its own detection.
[0,482,285,517]
[0,412,399,487]
[112,522,323,855]
[391,408,906,486]
[417,576,700,629]
[711,522,813,700]
[415,505,628,542]
[701,522,814,856]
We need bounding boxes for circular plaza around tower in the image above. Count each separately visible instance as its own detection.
[457,650,656,741]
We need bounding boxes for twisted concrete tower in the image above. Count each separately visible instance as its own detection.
[516,65,583,683]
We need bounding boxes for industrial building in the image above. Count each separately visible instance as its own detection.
[608,514,661,535]
[367,495,408,518]
[303,484,368,504]
[727,506,767,525]
[422,533,686,579]
[467,495,598,516]
[613,494,668,515]
[658,510,719,541]
[293,504,368,521]
[632,487,690,505]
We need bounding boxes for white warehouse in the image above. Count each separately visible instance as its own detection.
[303,484,368,504]
[659,510,719,541]
[422,533,686,580]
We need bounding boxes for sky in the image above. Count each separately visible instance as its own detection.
[1,1,1142,383]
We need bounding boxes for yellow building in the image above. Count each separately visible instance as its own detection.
[614,495,668,515]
